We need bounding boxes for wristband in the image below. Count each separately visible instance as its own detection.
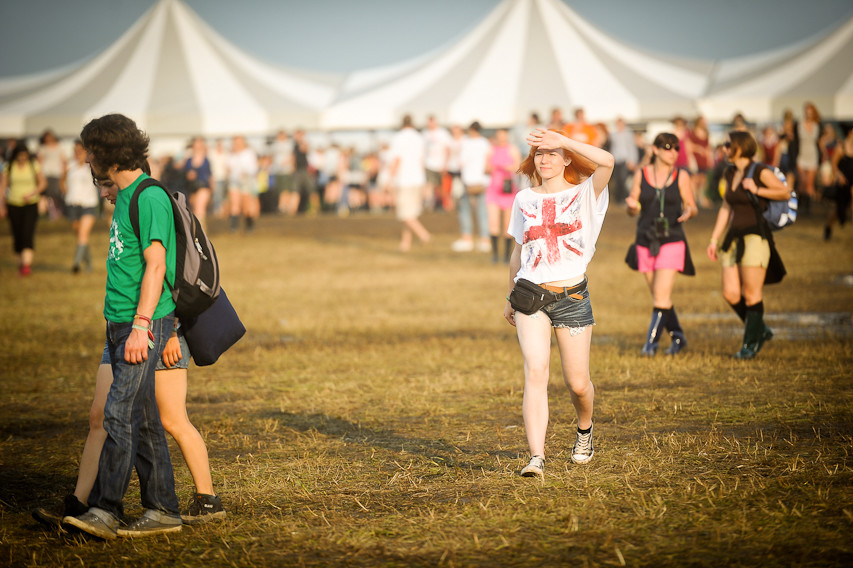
[506,296,511,301]
[131,324,156,349]
[709,238,718,246]
[134,314,152,325]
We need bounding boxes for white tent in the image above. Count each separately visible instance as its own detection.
[321,0,715,130]
[698,16,853,123]
[0,0,342,138]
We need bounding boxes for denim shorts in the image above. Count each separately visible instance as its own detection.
[540,285,595,330]
[99,333,190,370]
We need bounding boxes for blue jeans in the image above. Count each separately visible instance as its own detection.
[456,189,489,238]
[88,315,180,520]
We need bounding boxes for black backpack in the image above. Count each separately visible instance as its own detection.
[129,178,220,319]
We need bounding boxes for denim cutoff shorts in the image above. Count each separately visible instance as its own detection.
[540,284,595,331]
[100,333,190,370]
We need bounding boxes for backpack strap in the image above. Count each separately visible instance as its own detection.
[128,177,175,292]
[744,162,770,240]
[129,177,164,240]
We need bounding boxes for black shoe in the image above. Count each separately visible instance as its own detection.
[181,493,226,525]
[32,494,88,528]
[665,331,687,355]
[824,225,832,241]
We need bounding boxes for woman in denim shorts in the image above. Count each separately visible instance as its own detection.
[707,131,790,359]
[504,128,613,478]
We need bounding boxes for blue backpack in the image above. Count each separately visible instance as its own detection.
[746,162,798,231]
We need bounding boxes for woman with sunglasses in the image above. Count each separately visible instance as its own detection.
[706,131,789,359]
[626,133,697,355]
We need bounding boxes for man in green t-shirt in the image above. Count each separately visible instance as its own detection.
[62,114,182,539]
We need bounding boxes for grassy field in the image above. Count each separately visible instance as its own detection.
[1,202,851,567]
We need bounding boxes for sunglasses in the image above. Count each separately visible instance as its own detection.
[724,141,731,148]
[92,174,114,188]
[655,142,680,151]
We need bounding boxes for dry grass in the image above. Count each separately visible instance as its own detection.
[1,203,852,567]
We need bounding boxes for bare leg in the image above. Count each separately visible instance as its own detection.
[515,311,554,457]
[554,326,594,430]
[155,368,215,495]
[74,364,113,505]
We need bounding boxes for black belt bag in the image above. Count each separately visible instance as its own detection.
[509,278,587,315]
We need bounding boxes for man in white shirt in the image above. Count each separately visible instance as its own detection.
[423,115,451,211]
[389,115,431,251]
[608,117,637,202]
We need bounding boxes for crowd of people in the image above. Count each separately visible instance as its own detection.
[0,104,848,515]
[2,102,849,277]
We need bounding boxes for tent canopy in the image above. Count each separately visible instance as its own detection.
[321,0,715,130]
[0,0,342,137]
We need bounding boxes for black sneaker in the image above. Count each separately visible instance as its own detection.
[32,494,88,528]
[181,493,226,525]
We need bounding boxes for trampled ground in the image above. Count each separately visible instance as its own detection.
[1,203,851,567]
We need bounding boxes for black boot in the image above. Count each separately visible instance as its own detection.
[734,302,769,359]
[72,244,86,273]
[229,215,239,232]
[504,237,513,264]
[728,298,747,322]
[642,308,666,356]
[664,306,687,355]
[490,235,499,263]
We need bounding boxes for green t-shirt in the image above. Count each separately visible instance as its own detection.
[104,173,176,322]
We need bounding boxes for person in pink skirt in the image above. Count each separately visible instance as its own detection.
[486,129,522,263]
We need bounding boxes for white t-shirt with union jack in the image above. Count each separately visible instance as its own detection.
[507,177,609,284]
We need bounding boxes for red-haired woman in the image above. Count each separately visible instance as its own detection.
[504,128,613,477]
[625,132,697,356]
[707,131,790,359]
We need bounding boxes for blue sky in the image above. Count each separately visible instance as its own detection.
[1,0,852,77]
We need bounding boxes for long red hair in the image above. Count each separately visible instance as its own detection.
[517,129,596,186]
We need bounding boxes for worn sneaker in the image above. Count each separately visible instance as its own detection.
[117,509,182,537]
[451,239,474,252]
[33,494,88,528]
[181,493,226,525]
[62,507,119,540]
[520,455,545,478]
[571,425,595,464]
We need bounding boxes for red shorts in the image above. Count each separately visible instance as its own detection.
[636,241,686,273]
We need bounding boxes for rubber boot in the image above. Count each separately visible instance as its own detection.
[229,215,240,232]
[490,235,499,264]
[82,244,92,272]
[664,306,687,355]
[730,298,773,351]
[642,308,666,356]
[245,216,255,233]
[72,244,86,273]
[734,303,766,359]
[504,237,513,264]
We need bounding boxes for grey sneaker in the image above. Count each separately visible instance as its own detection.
[61,507,118,540]
[33,494,88,528]
[181,493,226,525]
[571,425,594,464]
[117,509,182,537]
[520,455,545,478]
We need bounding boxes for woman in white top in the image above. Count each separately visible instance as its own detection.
[62,140,101,272]
[504,128,613,478]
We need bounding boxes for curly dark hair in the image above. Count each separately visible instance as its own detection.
[80,114,149,174]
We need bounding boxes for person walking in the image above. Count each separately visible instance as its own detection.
[226,135,260,232]
[388,114,431,251]
[0,143,47,276]
[61,113,182,539]
[63,140,100,273]
[181,136,212,230]
[625,133,698,355]
[452,121,491,253]
[37,129,67,219]
[706,131,790,359]
[486,128,521,263]
[504,128,613,477]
